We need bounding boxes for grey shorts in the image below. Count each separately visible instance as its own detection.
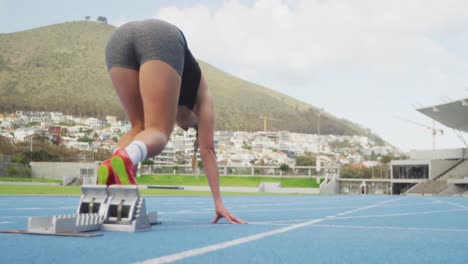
[105,19,186,76]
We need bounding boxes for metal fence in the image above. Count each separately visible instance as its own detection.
[139,164,340,178]
[0,155,31,178]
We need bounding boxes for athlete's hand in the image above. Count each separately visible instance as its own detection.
[211,206,247,224]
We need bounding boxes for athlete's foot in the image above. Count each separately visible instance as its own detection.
[111,149,137,185]
[97,159,119,185]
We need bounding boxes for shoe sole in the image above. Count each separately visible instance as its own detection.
[111,156,132,185]
[97,165,109,185]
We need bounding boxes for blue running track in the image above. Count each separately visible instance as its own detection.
[1,195,468,263]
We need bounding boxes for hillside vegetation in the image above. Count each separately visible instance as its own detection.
[0,21,384,144]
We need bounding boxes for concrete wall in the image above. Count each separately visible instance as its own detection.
[444,160,468,179]
[430,160,459,179]
[30,162,98,181]
[320,178,339,195]
[410,148,466,160]
[259,182,281,192]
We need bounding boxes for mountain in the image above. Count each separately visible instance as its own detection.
[0,21,384,144]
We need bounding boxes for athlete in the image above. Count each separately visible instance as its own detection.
[99,19,246,224]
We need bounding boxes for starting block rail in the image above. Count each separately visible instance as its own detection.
[0,185,160,237]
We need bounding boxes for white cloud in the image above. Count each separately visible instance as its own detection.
[154,0,468,150]
[111,17,132,27]
[156,0,468,75]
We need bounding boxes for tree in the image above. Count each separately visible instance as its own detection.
[85,16,91,21]
[279,163,290,173]
[141,159,154,165]
[380,154,394,164]
[295,155,316,166]
[340,164,372,179]
[175,151,188,165]
[97,16,108,24]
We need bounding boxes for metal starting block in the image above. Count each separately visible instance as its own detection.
[102,185,158,232]
[8,185,160,236]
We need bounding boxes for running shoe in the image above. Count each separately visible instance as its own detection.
[111,149,137,185]
[97,159,119,185]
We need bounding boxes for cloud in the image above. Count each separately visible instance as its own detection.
[155,0,468,76]
[111,17,132,27]
[154,0,468,150]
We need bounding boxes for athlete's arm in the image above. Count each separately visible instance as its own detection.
[194,75,247,224]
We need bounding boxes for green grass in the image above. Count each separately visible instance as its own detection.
[0,177,61,183]
[136,175,322,188]
[0,175,321,195]
[0,185,82,195]
[0,184,309,196]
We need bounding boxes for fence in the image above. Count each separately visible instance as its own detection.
[0,155,31,178]
[139,164,340,178]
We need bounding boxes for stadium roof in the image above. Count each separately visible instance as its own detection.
[417,98,468,133]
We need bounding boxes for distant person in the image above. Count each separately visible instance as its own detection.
[99,19,246,224]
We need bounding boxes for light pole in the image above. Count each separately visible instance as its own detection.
[316,108,324,178]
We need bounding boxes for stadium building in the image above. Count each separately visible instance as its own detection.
[392,97,468,195]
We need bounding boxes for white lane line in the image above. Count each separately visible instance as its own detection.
[0,221,12,224]
[161,219,197,223]
[348,197,406,214]
[333,208,468,220]
[0,216,28,219]
[247,222,290,226]
[246,219,318,224]
[137,218,325,264]
[137,198,403,264]
[0,206,75,211]
[312,224,468,233]
[158,206,364,215]
[430,198,468,209]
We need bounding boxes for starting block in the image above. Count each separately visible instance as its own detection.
[1,185,160,237]
[102,185,158,232]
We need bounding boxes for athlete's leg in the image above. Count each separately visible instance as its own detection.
[133,60,181,157]
[108,67,144,148]
[110,61,181,184]
[98,67,142,185]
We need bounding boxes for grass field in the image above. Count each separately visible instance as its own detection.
[0,177,61,183]
[0,175,320,195]
[0,175,322,188]
[0,185,310,196]
[137,175,322,188]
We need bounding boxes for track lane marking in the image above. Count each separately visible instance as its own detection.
[137,198,402,264]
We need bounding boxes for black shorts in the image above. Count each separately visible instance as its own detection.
[105,19,201,109]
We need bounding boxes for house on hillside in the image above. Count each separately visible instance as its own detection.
[14,127,46,142]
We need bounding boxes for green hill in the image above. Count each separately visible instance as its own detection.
[0,21,384,144]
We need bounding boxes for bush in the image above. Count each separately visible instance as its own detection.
[295,155,316,166]
[10,155,27,164]
[141,159,154,165]
[22,167,32,177]
[279,164,290,172]
[6,166,19,176]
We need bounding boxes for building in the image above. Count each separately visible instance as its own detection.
[392,97,468,195]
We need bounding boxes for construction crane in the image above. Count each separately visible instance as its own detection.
[260,114,279,132]
[395,116,444,150]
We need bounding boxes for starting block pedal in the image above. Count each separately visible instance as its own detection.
[102,185,160,232]
[78,185,109,215]
[2,185,160,236]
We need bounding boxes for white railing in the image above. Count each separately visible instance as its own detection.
[139,164,340,178]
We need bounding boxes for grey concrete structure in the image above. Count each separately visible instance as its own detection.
[30,162,98,184]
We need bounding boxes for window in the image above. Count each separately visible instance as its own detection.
[80,168,95,177]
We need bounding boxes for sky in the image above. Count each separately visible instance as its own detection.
[1,0,468,152]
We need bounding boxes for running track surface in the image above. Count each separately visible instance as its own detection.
[1,195,468,264]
